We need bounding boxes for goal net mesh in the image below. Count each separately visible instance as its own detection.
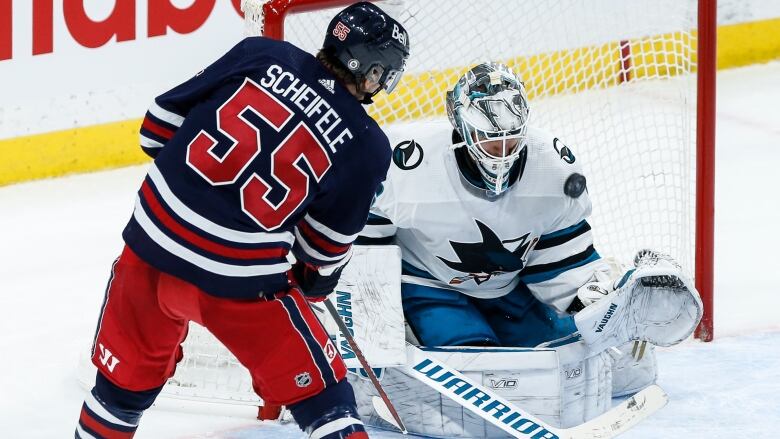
[159,0,699,405]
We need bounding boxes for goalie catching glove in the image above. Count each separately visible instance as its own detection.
[573,250,703,354]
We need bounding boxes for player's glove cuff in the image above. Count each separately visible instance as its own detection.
[290,262,344,301]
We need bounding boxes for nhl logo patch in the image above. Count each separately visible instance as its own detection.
[295,372,312,388]
[392,140,424,170]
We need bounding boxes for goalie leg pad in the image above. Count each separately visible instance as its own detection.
[611,342,658,397]
[553,340,613,427]
[350,344,612,437]
[574,251,702,353]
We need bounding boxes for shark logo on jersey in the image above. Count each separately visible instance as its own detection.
[392,140,424,170]
[553,138,575,164]
[438,220,537,285]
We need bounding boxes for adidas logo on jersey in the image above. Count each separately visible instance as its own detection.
[319,79,335,94]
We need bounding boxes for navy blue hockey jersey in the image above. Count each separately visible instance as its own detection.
[124,37,391,299]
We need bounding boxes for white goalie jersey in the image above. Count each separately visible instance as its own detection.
[362,119,607,313]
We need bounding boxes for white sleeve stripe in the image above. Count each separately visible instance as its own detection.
[527,230,593,266]
[310,417,363,439]
[134,199,291,276]
[360,223,396,238]
[76,424,100,439]
[147,164,294,245]
[140,135,163,149]
[148,101,184,127]
[294,228,350,262]
[304,213,358,244]
[318,246,353,274]
[84,392,137,427]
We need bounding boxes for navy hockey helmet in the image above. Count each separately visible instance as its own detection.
[323,2,410,95]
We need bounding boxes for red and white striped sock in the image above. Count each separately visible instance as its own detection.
[75,391,139,439]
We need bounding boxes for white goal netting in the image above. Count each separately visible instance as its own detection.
[107,0,701,406]
[273,0,699,270]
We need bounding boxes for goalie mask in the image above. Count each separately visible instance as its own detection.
[446,63,530,195]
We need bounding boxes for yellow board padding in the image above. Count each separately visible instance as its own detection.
[0,119,149,187]
[718,17,780,69]
[2,17,780,187]
[369,31,698,124]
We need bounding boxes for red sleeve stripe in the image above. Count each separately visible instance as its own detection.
[140,182,286,260]
[297,220,351,256]
[142,116,175,140]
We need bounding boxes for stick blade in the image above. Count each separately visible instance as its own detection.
[567,385,668,438]
[371,396,407,434]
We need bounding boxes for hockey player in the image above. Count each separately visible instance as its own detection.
[74,3,409,439]
[359,63,700,393]
[362,62,608,348]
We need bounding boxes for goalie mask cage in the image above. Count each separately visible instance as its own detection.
[81,0,714,407]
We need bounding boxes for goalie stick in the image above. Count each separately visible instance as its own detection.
[392,343,667,439]
[321,299,408,434]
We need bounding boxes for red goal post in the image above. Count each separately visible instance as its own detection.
[694,0,716,342]
[247,0,717,341]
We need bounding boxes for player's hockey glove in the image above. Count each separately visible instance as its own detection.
[290,262,345,302]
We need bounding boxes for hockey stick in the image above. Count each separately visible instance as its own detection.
[321,299,408,434]
[403,343,667,439]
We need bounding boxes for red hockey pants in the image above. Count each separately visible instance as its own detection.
[90,246,346,405]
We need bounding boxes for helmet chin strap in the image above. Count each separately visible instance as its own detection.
[355,75,382,105]
[360,88,379,105]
